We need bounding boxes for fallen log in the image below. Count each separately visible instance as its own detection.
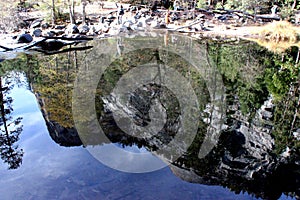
[0,36,92,53]
[0,38,47,52]
[0,45,13,51]
[173,20,202,31]
[42,36,93,41]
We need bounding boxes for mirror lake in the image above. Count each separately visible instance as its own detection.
[0,33,299,200]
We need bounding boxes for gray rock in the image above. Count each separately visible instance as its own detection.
[107,14,116,20]
[122,20,134,29]
[65,24,79,34]
[30,19,43,29]
[102,25,110,33]
[16,33,33,43]
[55,25,66,30]
[46,31,56,37]
[92,24,103,33]
[136,17,148,28]
[78,24,90,34]
[41,23,50,29]
[32,29,42,37]
[159,23,167,29]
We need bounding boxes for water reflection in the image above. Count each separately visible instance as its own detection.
[0,33,299,199]
[0,72,24,169]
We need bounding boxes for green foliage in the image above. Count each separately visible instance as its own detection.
[280,6,295,20]
[224,0,270,14]
[197,0,207,8]
[215,2,224,9]
[265,52,299,100]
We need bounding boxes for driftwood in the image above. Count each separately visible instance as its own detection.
[0,36,93,55]
[221,9,280,21]
[42,36,93,41]
[173,20,202,31]
[195,8,280,22]
[0,38,47,52]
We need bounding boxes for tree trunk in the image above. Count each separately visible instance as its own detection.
[68,0,75,24]
[292,0,297,10]
[82,0,87,25]
[51,0,56,25]
[296,48,300,65]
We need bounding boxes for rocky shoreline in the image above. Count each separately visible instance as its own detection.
[0,2,272,46]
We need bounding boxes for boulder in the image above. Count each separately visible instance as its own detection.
[32,29,42,37]
[136,17,147,28]
[46,31,56,37]
[78,24,90,34]
[150,20,160,28]
[65,24,79,34]
[16,33,33,43]
[122,20,134,29]
[55,25,66,30]
[30,19,43,29]
[41,23,50,29]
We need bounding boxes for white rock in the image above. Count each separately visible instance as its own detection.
[150,20,159,28]
[281,147,291,158]
[293,131,300,140]
[78,24,90,34]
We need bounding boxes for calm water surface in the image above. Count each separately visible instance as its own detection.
[0,34,298,199]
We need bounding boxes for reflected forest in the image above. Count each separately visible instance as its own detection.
[0,35,300,199]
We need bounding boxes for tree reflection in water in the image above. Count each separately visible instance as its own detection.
[0,75,23,169]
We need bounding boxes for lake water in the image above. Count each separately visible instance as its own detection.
[0,33,299,199]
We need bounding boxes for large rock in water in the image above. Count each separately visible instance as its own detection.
[16,33,33,43]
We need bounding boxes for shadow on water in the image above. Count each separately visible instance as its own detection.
[0,33,300,199]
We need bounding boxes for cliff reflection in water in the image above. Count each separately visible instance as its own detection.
[15,34,300,199]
